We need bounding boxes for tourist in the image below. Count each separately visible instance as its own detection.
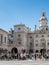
[29,53,32,59]
[34,53,36,60]
[1,52,5,60]
[7,52,11,60]
[0,53,2,59]
[20,52,23,60]
[23,52,26,60]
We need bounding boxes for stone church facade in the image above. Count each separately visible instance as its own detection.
[0,12,49,53]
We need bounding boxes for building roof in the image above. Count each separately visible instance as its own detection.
[0,28,8,34]
[14,23,25,27]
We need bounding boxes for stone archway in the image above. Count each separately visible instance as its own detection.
[11,47,18,53]
[40,49,46,55]
[40,38,46,55]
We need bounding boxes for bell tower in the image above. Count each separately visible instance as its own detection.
[39,12,48,30]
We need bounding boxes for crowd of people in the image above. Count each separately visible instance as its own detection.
[0,50,49,60]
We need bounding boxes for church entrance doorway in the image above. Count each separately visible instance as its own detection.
[40,49,46,55]
[35,50,39,53]
[11,47,18,53]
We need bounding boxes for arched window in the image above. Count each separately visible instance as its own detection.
[48,43,49,46]
[48,35,49,37]
[36,35,38,37]
[30,36,32,38]
[18,42,21,44]
[18,34,21,37]
[36,44,38,47]
[42,35,44,37]
[18,28,21,30]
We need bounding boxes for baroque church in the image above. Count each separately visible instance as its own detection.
[0,12,49,53]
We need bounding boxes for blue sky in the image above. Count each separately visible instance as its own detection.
[0,0,49,31]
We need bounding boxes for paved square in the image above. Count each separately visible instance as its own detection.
[0,59,49,65]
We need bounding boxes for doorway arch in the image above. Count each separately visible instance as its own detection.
[11,47,18,53]
[40,38,46,55]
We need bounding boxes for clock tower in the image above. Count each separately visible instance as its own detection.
[39,12,48,30]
